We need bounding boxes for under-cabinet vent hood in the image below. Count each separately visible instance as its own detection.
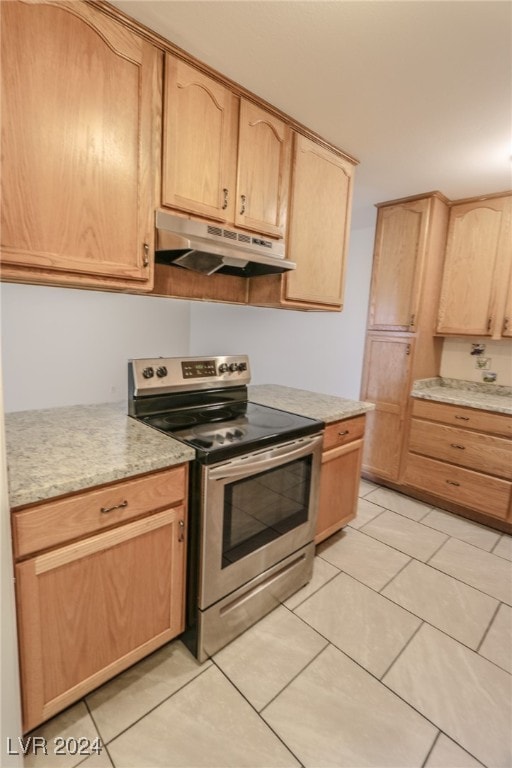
[155,210,295,277]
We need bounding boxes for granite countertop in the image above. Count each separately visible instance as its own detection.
[412,378,512,416]
[249,384,374,423]
[5,386,373,509]
[5,401,195,509]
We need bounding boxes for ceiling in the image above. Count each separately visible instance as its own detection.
[111,0,512,229]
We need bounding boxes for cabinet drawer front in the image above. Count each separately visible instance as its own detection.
[404,453,511,519]
[409,419,512,479]
[411,399,512,437]
[13,465,187,559]
[16,506,186,732]
[323,415,366,451]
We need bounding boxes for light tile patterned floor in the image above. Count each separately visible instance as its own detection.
[23,484,512,768]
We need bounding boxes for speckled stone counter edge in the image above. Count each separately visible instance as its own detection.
[412,377,512,415]
[5,401,195,509]
[6,388,373,509]
[249,384,375,423]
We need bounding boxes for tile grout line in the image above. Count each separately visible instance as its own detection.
[282,565,342,611]
[305,553,511,673]
[361,487,510,553]
[420,728,441,768]
[377,554,413,593]
[84,658,215,751]
[475,601,502,654]
[210,657,308,768]
[347,518,512,607]
[82,698,115,768]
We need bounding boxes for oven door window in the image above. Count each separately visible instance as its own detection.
[221,455,312,567]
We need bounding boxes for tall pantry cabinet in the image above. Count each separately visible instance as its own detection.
[360,192,449,483]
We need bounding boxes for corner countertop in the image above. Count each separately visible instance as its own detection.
[411,378,512,416]
[5,387,373,510]
[4,401,195,509]
[249,384,374,422]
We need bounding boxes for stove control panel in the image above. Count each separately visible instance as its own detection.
[129,355,251,396]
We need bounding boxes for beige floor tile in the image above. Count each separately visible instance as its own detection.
[349,497,385,529]
[86,640,209,743]
[382,559,498,648]
[107,666,299,767]
[213,605,326,710]
[421,508,501,551]
[76,750,114,768]
[364,487,433,521]
[424,734,483,768]
[384,624,512,768]
[361,510,448,561]
[359,478,379,496]
[22,702,101,768]
[429,537,512,605]
[283,555,339,609]
[479,603,512,673]
[493,534,512,562]
[263,644,436,767]
[317,527,410,590]
[295,572,421,677]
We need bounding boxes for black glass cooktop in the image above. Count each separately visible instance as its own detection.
[141,401,322,463]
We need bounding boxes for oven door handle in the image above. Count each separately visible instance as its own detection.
[207,434,323,481]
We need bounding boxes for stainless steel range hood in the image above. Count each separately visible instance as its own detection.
[155,210,295,277]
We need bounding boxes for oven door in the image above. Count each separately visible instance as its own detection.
[199,433,323,609]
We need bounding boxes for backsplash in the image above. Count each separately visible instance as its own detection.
[440,338,512,386]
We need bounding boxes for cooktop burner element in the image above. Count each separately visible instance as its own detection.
[128,355,324,463]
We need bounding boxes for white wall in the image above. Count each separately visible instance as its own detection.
[1,226,375,411]
[190,225,376,399]
[0,357,22,766]
[441,337,512,386]
[0,285,192,412]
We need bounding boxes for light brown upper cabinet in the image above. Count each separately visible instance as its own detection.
[0,0,162,291]
[284,134,354,308]
[248,133,356,310]
[367,197,431,331]
[436,193,512,338]
[162,57,237,223]
[162,55,291,239]
[234,100,291,238]
[502,274,512,338]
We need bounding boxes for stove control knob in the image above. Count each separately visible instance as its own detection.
[142,366,154,379]
[156,366,168,378]
[229,362,239,372]
[218,363,229,373]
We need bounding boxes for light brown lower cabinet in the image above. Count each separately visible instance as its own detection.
[403,400,512,526]
[12,466,188,733]
[360,334,414,482]
[315,416,365,544]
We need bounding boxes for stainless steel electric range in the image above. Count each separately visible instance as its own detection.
[128,355,324,661]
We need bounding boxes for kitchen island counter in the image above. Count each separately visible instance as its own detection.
[412,378,512,415]
[249,384,374,423]
[5,401,195,508]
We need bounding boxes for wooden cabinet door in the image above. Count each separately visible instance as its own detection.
[368,198,430,331]
[436,196,512,336]
[285,134,353,307]
[500,255,512,337]
[0,1,161,291]
[16,507,186,733]
[162,55,237,222]
[235,99,291,238]
[360,334,413,481]
[315,438,363,544]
